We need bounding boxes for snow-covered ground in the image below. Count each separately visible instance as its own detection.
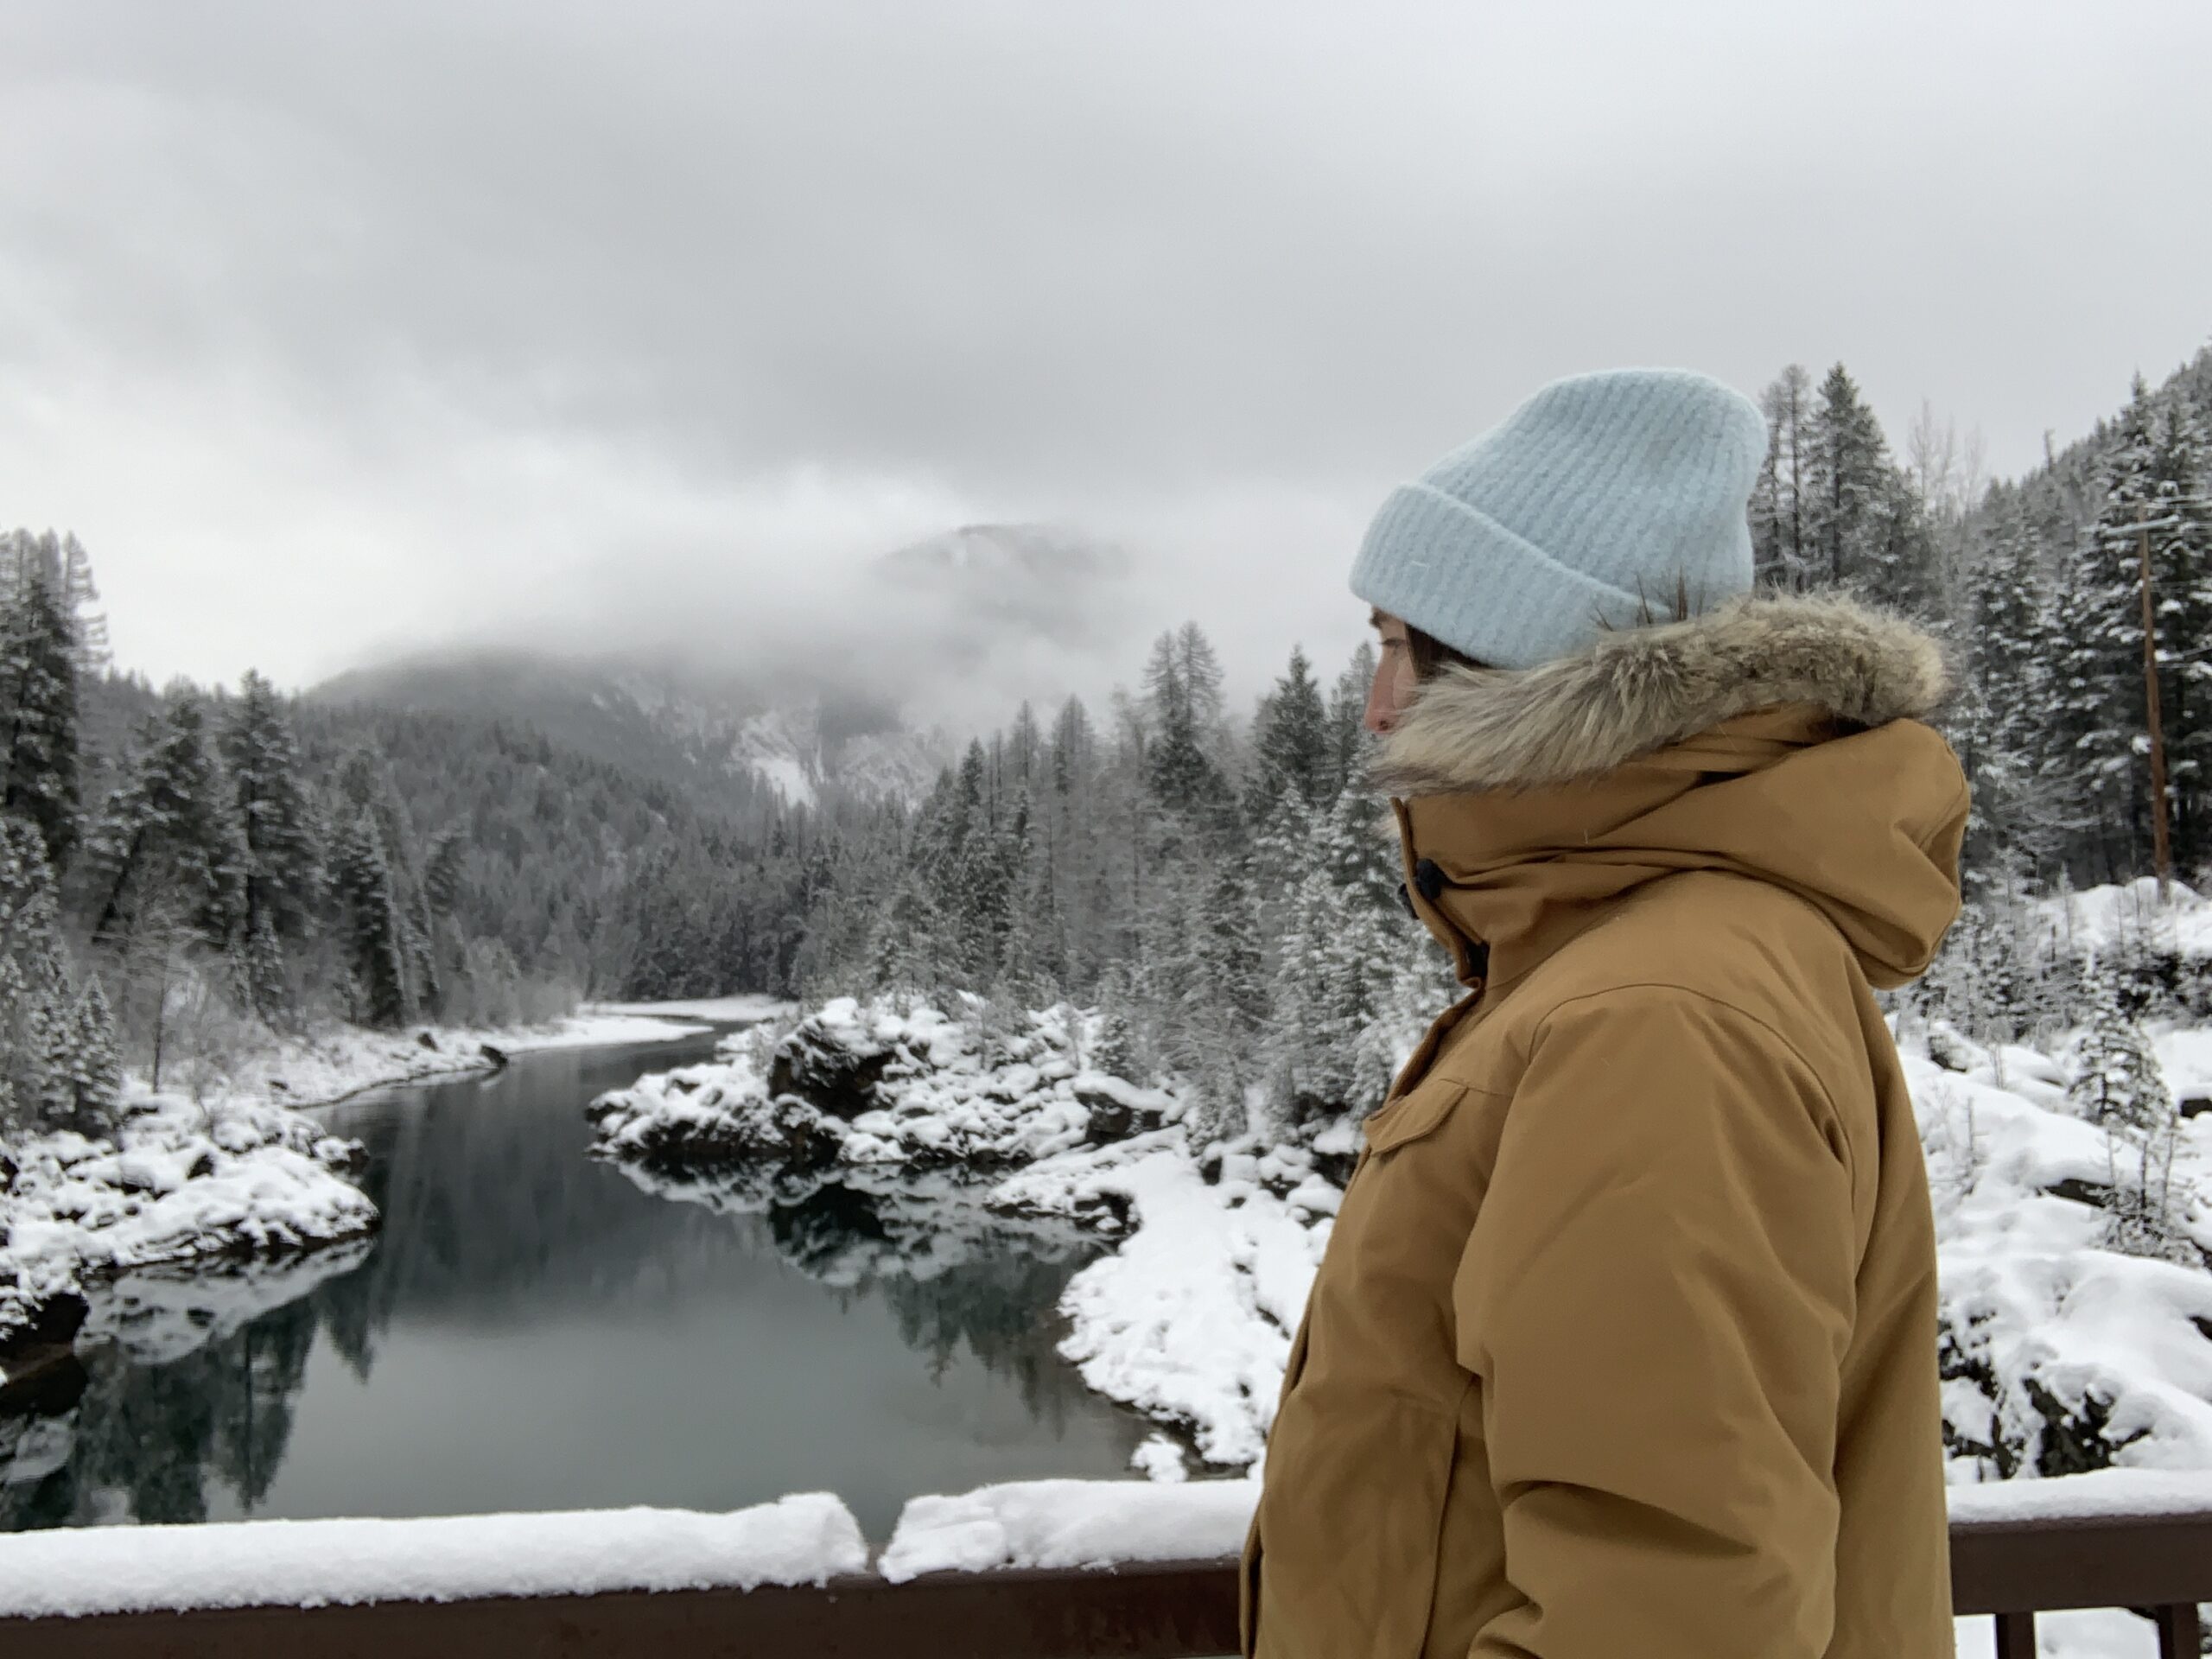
[2037,877,2212,963]
[994,1134,1329,1469]
[0,1089,380,1376]
[215,1009,715,1111]
[585,994,794,1026]
[1912,1036,2212,1479]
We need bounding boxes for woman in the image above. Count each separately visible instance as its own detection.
[1242,369,1967,1658]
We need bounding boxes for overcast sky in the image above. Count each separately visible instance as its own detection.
[3,1,2208,723]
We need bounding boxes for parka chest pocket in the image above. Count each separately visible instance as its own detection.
[1363,1076,1473,1158]
[1342,1072,1503,1250]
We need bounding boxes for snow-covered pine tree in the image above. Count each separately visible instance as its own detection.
[0,954,26,1135]
[327,808,411,1028]
[0,820,86,1130]
[1048,695,1095,801]
[54,533,111,682]
[0,550,83,873]
[1324,643,1377,801]
[1805,363,1893,589]
[3,530,113,683]
[2067,954,2168,1131]
[1858,466,1948,622]
[1006,701,1043,792]
[876,873,949,1001]
[2148,396,2212,869]
[422,823,467,917]
[31,972,80,1128]
[1260,791,1406,1126]
[993,870,1045,1012]
[1243,645,1332,823]
[1173,621,1230,749]
[64,975,122,1135]
[1088,964,1143,1084]
[334,745,442,1014]
[2053,379,2172,879]
[1751,365,1815,589]
[1179,855,1268,1123]
[221,672,324,933]
[1955,514,2066,877]
[1143,673,1237,849]
[219,671,325,1016]
[84,694,251,948]
[986,791,1052,1009]
[948,747,1018,985]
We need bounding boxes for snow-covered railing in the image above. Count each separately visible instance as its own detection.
[2,1471,2209,1657]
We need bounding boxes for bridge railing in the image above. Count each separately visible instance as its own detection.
[4,1500,2209,1658]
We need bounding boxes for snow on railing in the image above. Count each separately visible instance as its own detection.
[0,1494,867,1621]
[3,1471,2211,1659]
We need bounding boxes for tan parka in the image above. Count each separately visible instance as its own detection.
[1243,594,1971,1659]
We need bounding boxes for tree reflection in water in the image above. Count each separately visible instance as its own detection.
[3,1076,1125,1531]
[636,1161,1111,1432]
[2,1246,370,1529]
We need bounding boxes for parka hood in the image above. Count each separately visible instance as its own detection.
[1378,593,1970,992]
[1371,591,1951,795]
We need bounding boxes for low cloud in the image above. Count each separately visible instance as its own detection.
[3,1,2208,732]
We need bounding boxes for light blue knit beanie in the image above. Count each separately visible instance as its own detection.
[1349,368,1767,670]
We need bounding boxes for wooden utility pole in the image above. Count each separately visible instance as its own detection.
[2138,508,2174,893]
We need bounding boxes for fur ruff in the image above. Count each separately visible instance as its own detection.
[1371,592,1951,795]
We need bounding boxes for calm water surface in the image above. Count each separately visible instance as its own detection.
[0,1030,1151,1538]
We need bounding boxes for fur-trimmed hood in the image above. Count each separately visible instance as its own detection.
[1372,591,1951,796]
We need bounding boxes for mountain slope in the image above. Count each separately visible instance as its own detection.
[312,652,941,814]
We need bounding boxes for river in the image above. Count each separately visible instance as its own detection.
[0,1027,1154,1539]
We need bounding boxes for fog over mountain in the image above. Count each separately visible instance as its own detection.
[315,523,1154,804]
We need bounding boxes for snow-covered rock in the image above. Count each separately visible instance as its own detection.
[1,1090,378,1373]
[588,998,1174,1175]
[608,1158,1100,1293]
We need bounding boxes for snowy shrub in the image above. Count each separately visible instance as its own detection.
[2064,958,2196,1262]
[1089,1001,1143,1089]
[2068,958,2170,1133]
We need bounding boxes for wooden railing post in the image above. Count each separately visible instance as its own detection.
[2154,1600,2201,1659]
[1992,1609,2036,1659]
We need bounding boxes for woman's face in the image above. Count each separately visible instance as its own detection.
[1363,611,1420,736]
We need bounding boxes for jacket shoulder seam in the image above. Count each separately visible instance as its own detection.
[1529,980,1850,1148]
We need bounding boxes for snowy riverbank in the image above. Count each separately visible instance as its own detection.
[589,969,2212,1494]
[0,1089,380,1381]
[1,999,785,1384]
[213,1007,732,1112]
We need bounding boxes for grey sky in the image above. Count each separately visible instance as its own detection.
[3,1,2207,723]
